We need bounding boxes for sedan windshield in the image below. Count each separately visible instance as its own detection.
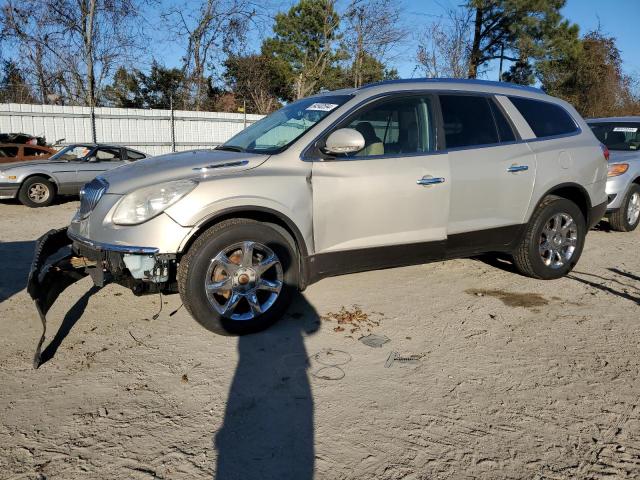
[219,95,352,154]
[49,145,92,161]
[589,123,640,151]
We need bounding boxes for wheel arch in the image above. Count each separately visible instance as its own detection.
[178,206,310,288]
[533,182,591,224]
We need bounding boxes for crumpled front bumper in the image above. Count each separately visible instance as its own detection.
[28,228,175,368]
[27,227,87,368]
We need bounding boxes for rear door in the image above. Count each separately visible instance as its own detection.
[311,94,450,271]
[441,94,536,241]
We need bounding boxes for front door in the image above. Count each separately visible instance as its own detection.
[311,94,450,273]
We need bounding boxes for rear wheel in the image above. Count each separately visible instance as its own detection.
[512,195,586,279]
[608,184,640,232]
[177,218,298,335]
[18,176,55,207]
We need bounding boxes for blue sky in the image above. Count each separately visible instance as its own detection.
[148,0,639,82]
[400,0,640,79]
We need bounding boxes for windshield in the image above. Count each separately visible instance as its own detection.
[219,95,352,154]
[49,145,92,161]
[589,122,640,151]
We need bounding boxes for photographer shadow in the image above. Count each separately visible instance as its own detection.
[214,294,320,480]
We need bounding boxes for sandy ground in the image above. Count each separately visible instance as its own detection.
[1,199,639,480]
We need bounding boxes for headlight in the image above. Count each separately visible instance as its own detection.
[608,163,629,177]
[112,179,197,225]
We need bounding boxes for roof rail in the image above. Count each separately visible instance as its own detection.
[357,78,543,94]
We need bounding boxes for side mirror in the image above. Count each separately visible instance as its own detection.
[323,128,365,155]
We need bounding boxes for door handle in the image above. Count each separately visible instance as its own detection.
[507,165,529,173]
[417,176,445,186]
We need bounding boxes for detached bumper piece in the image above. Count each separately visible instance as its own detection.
[27,227,89,368]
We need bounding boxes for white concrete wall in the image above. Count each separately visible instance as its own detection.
[0,103,264,156]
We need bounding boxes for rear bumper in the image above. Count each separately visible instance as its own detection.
[0,182,19,199]
[588,201,608,229]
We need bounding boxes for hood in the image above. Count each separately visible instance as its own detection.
[100,149,269,194]
[609,150,640,163]
[0,159,70,171]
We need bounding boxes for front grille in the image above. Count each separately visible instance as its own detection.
[78,177,108,219]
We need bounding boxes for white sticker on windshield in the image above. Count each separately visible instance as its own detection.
[613,126,638,133]
[306,103,339,112]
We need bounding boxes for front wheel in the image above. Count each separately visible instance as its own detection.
[18,176,56,207]
[177,218,298,335]
[512,195,586,279]
[608,184,640,232]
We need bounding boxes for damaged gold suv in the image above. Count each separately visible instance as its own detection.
[29,79,608,366]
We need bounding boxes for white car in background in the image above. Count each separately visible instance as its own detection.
[588,117,640,231]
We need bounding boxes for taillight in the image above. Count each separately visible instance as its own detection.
[600,143,610,161]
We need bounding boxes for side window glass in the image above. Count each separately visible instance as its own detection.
[508,96,577,138]
[489,99,516,142]
[337,96,435,158]
[439,95,499,149]
[24,147,48,157]
[126,150,145,160]
[0,147,19,157]
[92,148,121,161]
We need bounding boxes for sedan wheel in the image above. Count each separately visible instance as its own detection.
[28,183,51,204]
[18,176,56,208]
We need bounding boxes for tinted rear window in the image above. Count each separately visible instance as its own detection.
[439,95,499,149]
[509,97,577,138]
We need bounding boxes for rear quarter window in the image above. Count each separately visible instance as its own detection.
[126,150,146,160]
[508,96,578,138]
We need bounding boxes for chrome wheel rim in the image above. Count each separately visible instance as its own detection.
[627,192,640,225]
[28,183,50,203]
[205,241,283,321]
[539,213,578,269]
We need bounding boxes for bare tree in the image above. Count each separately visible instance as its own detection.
[342,0,405,88]
[1,0,147,106]
[416,8,473,79]
[163,0,258,110]
[224,54,281,114]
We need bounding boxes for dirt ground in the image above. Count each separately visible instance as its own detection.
[1,199,639,480]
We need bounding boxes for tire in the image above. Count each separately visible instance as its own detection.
[512,195,586,280]
[608,184,640,232]
[177,218,298,335]
[18,176,56,207]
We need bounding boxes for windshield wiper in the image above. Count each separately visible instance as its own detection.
[216,145,244,152]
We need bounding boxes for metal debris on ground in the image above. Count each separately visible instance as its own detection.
[309,349,352,381]
[385,351,424,368]
[321,305,383,336]
[359,333,390,348]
